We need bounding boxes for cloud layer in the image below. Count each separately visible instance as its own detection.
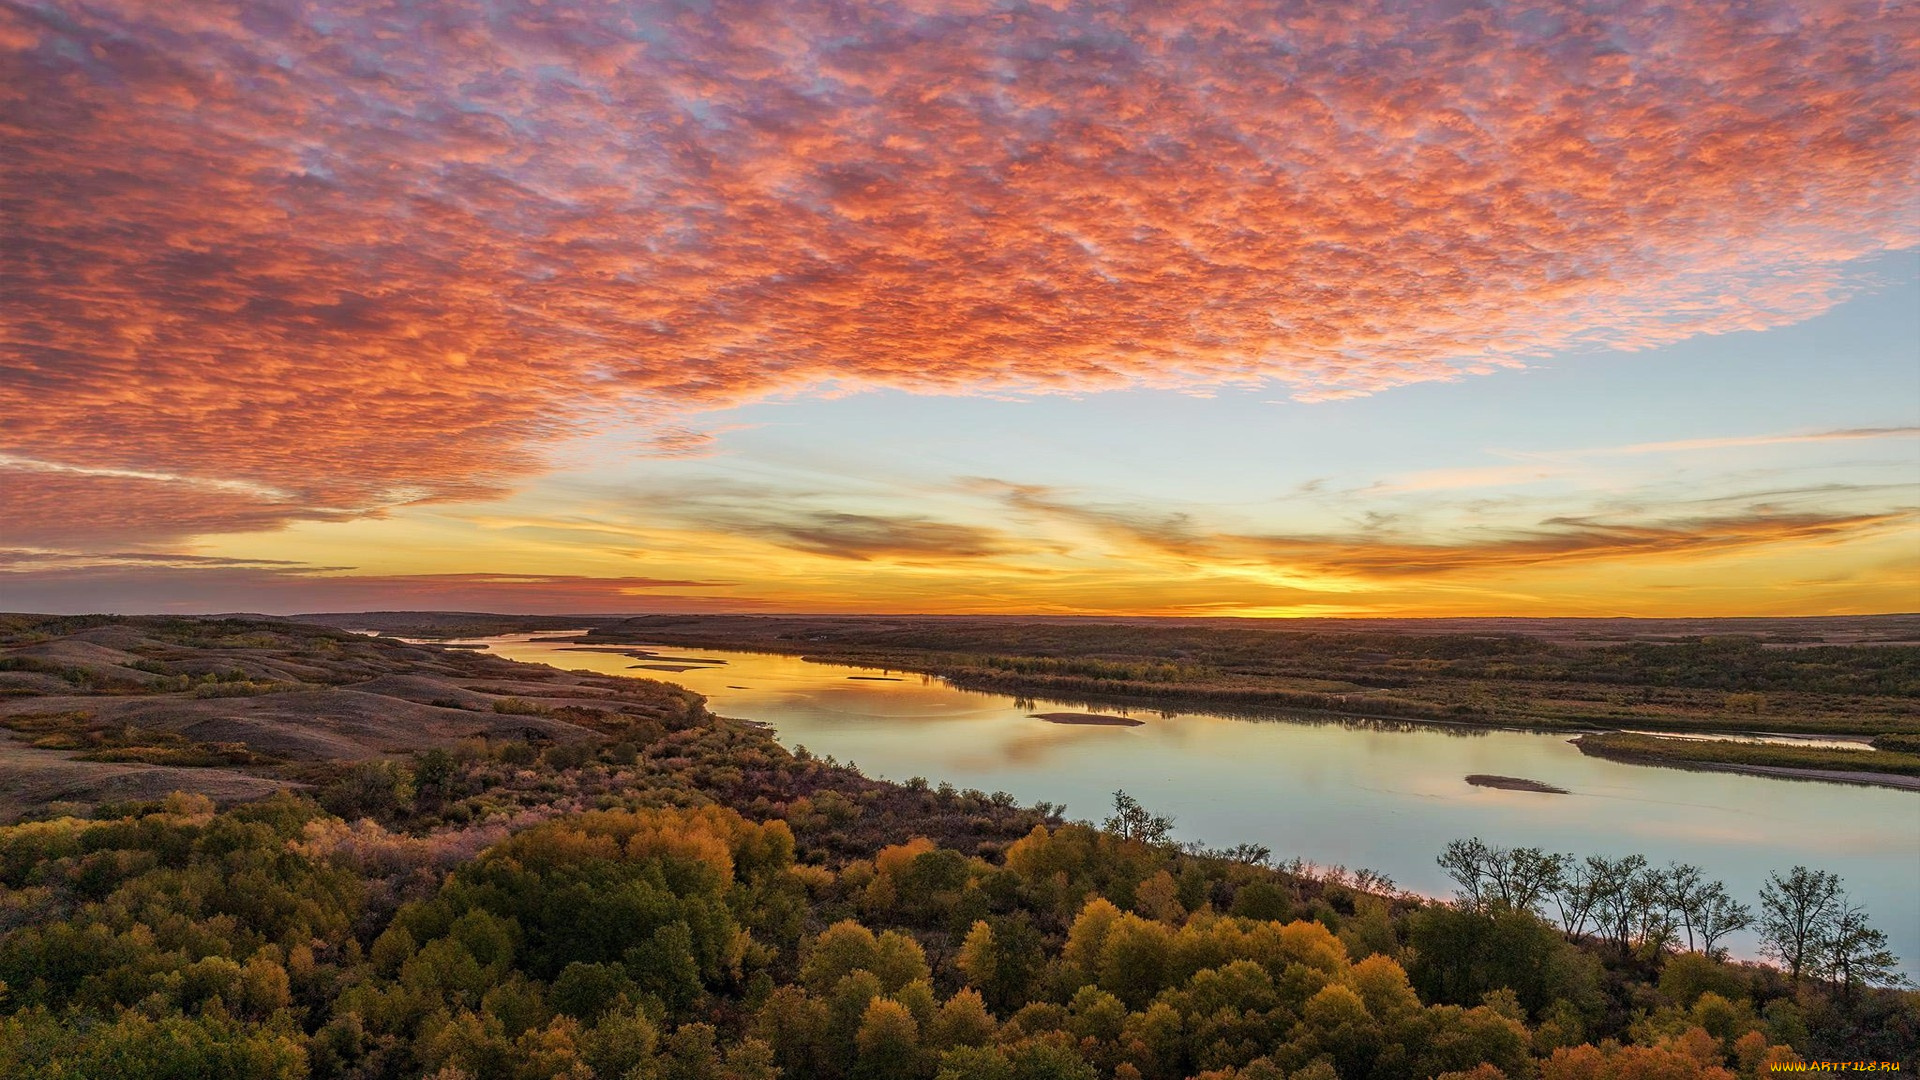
[977,478,1918,577]
[0,556,743,615]
[4,0,1916,543]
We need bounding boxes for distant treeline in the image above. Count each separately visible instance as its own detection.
[815,627,1920,698]
[588,617,1920,736]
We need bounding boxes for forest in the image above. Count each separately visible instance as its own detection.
[0,615,1913,1078]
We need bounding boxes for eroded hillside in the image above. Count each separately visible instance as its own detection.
[0,616,700,819]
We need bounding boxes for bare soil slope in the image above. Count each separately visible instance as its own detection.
[0,615,705,820]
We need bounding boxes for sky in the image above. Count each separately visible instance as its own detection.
[2,0,1917,617]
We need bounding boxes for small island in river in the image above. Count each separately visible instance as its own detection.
[1465,774,1569,794]
[1032,711,1146,727]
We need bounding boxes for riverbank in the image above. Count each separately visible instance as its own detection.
[445,627,1920,982]
[1572,731,1920,791]
[763,642,1908,739]
[555,614,1920,740]
[529,620,1920,791]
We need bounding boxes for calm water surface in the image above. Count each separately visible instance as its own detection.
[474,635,1920,974]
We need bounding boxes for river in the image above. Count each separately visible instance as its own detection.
[467,634,1920,975]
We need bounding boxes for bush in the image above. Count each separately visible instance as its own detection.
[318,762,407,821]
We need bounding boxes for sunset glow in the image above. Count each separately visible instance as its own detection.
[3,0,1916,615]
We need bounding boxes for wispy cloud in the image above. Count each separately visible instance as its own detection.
[0,550,335,571]
[724,511,1017,562]
[1585,426,1920,457]
[975,479,1916,581]
[4,0,1915,542]
[1356,427,1920,496]
[0,455,295,501]
[0,563,742,615]
[976,479,1208,556]
[1240,511,1918,578]
[1367,465,1571,494]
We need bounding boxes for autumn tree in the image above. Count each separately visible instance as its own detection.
[854,997,925,1080]
[958,916,1047,1014]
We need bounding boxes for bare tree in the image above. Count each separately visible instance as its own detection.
[1104,790,1174,845]
[1438,837,1493,910]
[1488,846,1568,917]
[1693,882,1754,960]
[1814,901,1905,997]
[1758,866,1842,980]
[1551,858,1606,940]
[1588,854,1650,952]
[1663,863,1708,951]
[1625,864,1678,954]
[1352,868,1397,895]
[1438,838,1566,916]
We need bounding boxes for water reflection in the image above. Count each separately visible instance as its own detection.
[468,634,1920,977]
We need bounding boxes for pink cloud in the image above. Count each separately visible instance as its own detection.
[3,0,1914,542]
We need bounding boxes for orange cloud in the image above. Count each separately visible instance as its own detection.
[979,480,1917,580]
[4,0,1916,544]
[3,492,1912,616]
[0,469,342,548]
[717,510,1020,562]
[1234,511,1919,579]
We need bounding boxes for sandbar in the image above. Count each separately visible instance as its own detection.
[1031,712,1145,727]
[1465,774,1569,794]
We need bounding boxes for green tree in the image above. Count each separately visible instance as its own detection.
[414,747,457,804]
[937,1045,1016,1080]
[318,761,406,822]
[753,985,830,1078]
[801,921,929,996]
[551,962,636,1023]
[578,1007,660,1080]
[854,997,924,1080]
[662,1022,721,1080]
[959,916,1047,1014]
[1406,904,1602,1020]
[928,988,997,1050]
[1007,1040,1100,1080]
